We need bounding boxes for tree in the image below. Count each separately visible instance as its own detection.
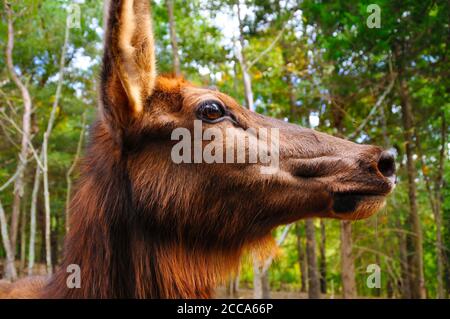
[296,222,308,293]
[305,219,320,298]
[340,221,357,298]
[166,0,181,76]
[4,1,33,268]
[235,0,254,111]
[0,201,16,280]
[319,220,327,294]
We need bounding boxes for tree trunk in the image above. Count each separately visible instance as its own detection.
[261,270,271,298]
[41,14,71,274]
[319,220,327,294]
[226,265,240,298]
[19,205,27,272]
[5,2,33,258]
[236,1,255,111]
[340,221,357,298]
[330,92,357,299]
[0,201,17,280]
[10,193,21,256]
[232,271,240,298]
[166,0,181,76]
[253,259,271,299]
[397,220,412,298]
[253,256,263,299]
[398,77,426,299]
[434,113,446,298]
[28,165,41,275]
[398,224,412,298]
[296,222,308,292]
[305,219,320,299]
[229,274,240,298]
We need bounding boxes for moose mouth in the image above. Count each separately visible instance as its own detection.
[331,191,388,220]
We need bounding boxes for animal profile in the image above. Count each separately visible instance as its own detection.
[0,0,396,299]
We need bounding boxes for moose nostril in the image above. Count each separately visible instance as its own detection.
[377,151,396,178]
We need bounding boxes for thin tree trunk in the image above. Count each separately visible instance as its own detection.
[10,193,21,256]
[41,15,71,274]
[331,103,357,299]
[340,220,357,298]
[27,165,41,275]
[253,257,263,299]
[5,2,33,256]
[397,219,412,298]
[379,87,413,298]
[19,205,27,272]
[166,0,181,76]
[305,219,320,299]
[398,77,426,299]
[319,220,327,294]
[0,201,17,280]
[226,271,240,298]
[231,261,241,298]
[232,266,240,298]
[296,222,308,293]
[253,258,272,299]
[435,113,447,298]
[236,1,255,111]
[261,270,270,298]
[432,113,446,298]
[232,57,239,94]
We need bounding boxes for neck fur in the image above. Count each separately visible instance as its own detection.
[43,141,240,298]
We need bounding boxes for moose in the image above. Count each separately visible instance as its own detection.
[0,0,396,298]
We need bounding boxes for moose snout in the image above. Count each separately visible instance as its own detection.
[377,150,396,178]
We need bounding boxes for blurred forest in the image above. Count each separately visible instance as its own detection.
[0,0,449,299]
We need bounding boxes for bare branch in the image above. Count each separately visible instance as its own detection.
[0,110,44,170]
[247,26,286,70]
[348,74,397,139]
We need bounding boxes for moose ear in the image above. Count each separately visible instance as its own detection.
[101,0,156,135]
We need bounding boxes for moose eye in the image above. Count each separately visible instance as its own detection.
[197,101,225,122]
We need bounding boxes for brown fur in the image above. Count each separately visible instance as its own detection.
[0,0,395,298]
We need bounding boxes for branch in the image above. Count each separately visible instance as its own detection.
[348,74,397,139]
[0,168,21,192]
[246,26,286,70]
[0,109,44,170]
